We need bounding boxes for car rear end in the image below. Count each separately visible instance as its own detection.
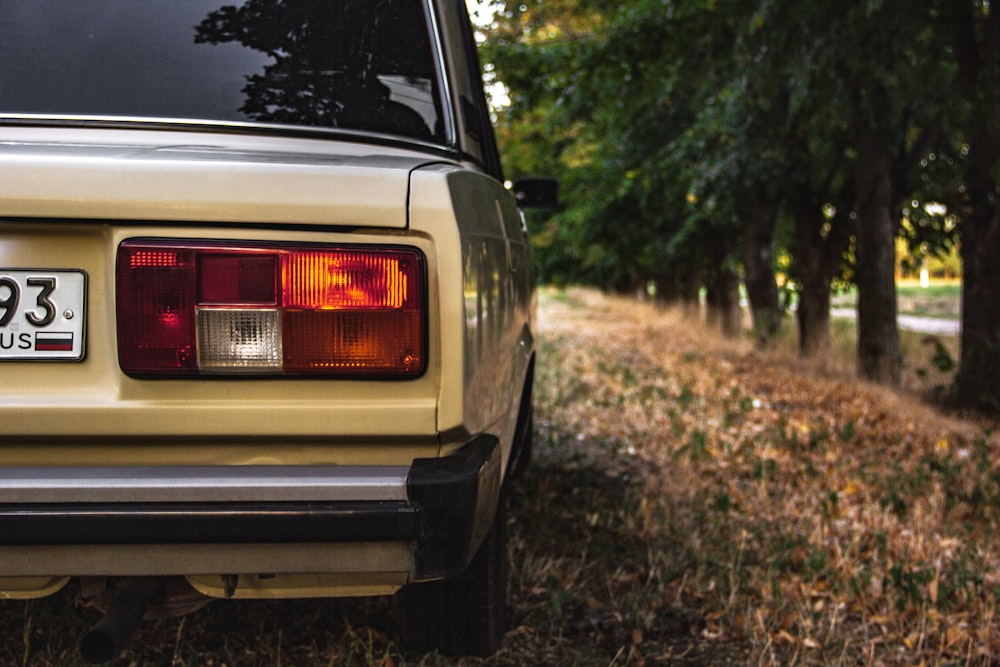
[0,127,460,579]
[0,0,536,660]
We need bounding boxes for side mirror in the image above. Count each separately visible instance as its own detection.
[512,178,559,209]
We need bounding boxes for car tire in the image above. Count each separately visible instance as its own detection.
[398,496,507,656]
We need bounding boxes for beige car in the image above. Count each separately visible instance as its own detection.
[0,0,552,661]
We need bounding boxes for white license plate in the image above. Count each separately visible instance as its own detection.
[0,269,86,361]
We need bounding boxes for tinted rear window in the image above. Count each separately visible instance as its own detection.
[0,0,446,142]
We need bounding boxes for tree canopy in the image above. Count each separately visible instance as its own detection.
[481,0,999,411]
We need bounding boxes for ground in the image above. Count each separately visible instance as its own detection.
[2,287,998,666]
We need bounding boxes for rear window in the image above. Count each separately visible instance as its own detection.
[0,0,446,142]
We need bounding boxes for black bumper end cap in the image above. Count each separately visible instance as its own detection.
[406,434,501,580]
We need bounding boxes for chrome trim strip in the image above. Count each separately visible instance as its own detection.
[424,0,457,146]
[0,114,458,154]
[0,466,410,503]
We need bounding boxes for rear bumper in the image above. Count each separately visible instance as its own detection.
[0,435,501,581]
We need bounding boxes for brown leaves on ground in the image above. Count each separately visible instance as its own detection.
[528,288,1000,666]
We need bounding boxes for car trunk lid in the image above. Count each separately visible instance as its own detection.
[0,126,442,228]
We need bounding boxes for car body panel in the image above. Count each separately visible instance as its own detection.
[0,127,435,228]
[409,165,535,453]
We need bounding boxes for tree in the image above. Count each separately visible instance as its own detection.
[788,188,854,358]
[487,0,780,338]
[194,0,439,137]
[724,7,850,352]
[950,0,1000,410]
[755,0,950,381]
[853,125,902,384]
[484,0,992,401]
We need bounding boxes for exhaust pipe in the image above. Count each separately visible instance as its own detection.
[80,579,160,664]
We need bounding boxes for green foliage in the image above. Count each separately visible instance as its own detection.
[484,0,998,402]
[923,336,957,373]
[486,0,759,292]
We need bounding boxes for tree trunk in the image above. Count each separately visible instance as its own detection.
[854,127,901,385]
[791,198,852,357]
[653,273,701,316]
[705,266,742,338]
[797,276,832,357]
[743,199,781,346]
[953,0,1000,411]
[958,208,1000,410]
[794,200,833,357]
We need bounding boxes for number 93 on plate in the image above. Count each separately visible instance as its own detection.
[0,269,86,361]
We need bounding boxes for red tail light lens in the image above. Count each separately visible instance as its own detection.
[118,247,198,372]
[117,241,425,377]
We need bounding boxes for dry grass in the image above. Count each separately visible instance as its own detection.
[526,288,999,665]
[2,287,997,666]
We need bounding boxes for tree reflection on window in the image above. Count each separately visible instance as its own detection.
[194,0,443,141]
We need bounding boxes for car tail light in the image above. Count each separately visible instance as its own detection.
[117,241,425,377]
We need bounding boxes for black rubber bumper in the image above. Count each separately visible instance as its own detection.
[0,502,421,545]
[0,434,502,581]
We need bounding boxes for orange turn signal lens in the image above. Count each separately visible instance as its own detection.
[283,251,412,310]
[117,241,425,377]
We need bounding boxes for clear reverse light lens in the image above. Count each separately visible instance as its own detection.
[197,308,282,371]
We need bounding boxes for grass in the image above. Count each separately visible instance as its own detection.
[896,281,962,300]
[897,280,962,319]
[771,314,961,400]
[1,287,996,666]
[522,289,999,665]
[831,280,962,319]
